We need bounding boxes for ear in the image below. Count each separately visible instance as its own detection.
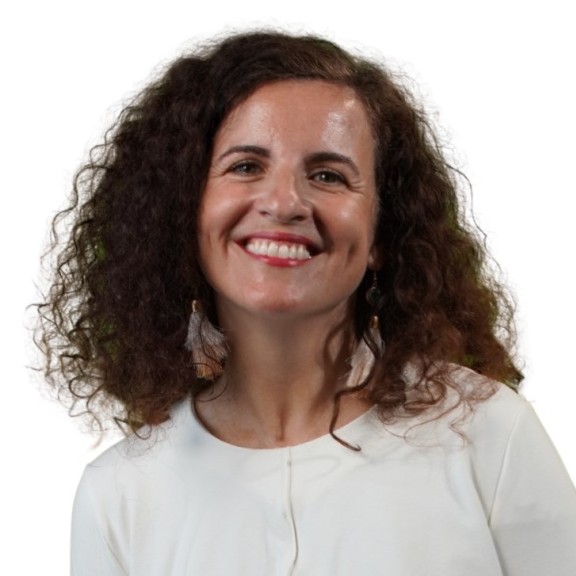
[367,241,383,271]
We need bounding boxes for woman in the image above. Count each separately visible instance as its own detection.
[36,32,576,575]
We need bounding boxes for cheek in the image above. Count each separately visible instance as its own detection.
[200,182,251,229]
[198,190,231,243]
[336,201,378,252]
[197,187,251,281]
[197,193,224,270]
[197,205,212,261]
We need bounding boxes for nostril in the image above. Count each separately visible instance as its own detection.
[256,191,311,223]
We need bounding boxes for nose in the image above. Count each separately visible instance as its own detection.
[255,170,311,223]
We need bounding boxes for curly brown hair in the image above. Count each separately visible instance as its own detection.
[34,31,522,434]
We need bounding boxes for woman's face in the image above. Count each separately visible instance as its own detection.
[199,80,379,324]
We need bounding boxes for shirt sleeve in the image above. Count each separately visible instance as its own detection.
[71,468,128,576]
[489,402,576,576]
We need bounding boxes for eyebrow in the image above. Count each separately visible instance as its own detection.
[216,145,270,162]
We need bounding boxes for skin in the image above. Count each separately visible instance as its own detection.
[196,80,380,448]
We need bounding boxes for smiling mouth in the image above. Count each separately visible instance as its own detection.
[244,239,312,261]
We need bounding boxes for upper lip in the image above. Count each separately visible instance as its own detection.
[238,231,321,254]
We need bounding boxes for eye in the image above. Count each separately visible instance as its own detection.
[310,169,347,186]
[228,160,262,176]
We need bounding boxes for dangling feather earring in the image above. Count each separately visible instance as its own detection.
[347,272,385,388]
[347,316,384,388]
[185,300,228,380]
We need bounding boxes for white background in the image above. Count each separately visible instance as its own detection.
[2,1,574,573]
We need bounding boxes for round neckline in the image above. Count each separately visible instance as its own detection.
[185,399,377,454]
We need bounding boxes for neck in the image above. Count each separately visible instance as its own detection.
[195,303,370,448]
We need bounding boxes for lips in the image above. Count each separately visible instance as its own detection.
[245,239,311,260]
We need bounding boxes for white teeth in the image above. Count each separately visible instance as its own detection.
[245,239,312,260]
[297,245,308,259]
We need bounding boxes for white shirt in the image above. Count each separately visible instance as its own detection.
[71,373,576,575]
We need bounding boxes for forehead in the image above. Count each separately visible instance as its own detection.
[214,80,375,152]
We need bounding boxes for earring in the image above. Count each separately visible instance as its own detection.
[365,271,385,310]
[346,272,385,388]
[185,300,228,380]
[347,316,384,388]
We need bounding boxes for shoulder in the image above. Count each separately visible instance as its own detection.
[450,364,539,445]
[444,366,576,513]
[460,367,531,432]
[72,398,215,568]
[388,363,530,444]
[79,398,197,495]
[376,363,552,477]
[72,398,203,557]
[444,364,545,456]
